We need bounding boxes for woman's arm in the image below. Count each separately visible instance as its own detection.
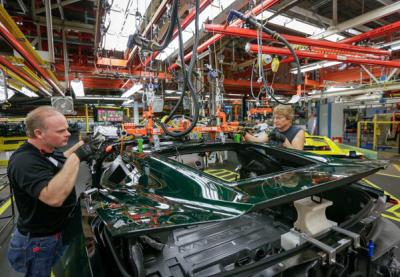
[244,132,269,143]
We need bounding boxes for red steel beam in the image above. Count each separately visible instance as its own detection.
[223,79,296,92]
[97,57,128,67]
[54,64,172,79]
[0,22,63,96]
[341,21,400,44]
[204,24,390,56]
[168,0,281,71]
[137,0,213,69]
[0,55,51,95]
[58,76,127,90]
[246,43,400,68]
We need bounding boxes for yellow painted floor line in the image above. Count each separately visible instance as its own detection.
[0,197,12,215]
[382,214,400,223]
[393,163,400,172]
[376,172,400,179]
[363,178,400,223]
[363,178,400,202]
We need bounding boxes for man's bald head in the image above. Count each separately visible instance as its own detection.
[25,106,64,138]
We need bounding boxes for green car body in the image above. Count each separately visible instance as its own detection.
[54,142,398,277]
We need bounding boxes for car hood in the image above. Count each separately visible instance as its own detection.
[89,154,387,237]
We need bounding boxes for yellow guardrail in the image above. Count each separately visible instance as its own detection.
[357,119,400,150]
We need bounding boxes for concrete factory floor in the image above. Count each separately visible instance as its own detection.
[0,157,399,277]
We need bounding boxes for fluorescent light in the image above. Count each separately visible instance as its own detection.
[121,83,142,97]
[346,28,362,35]
[324,34,346,42]
[326,86,353,92]
[71,79,85,97]
[290,61,342,74]
[21,87,39,98]
[391,44,400,51]
[0,69,6,102]
[122,99,134,106]
[75,96,129,101]
[6,89,15,99]
[351,93,382,102]
[309,83,400,98]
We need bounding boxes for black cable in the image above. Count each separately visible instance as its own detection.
[162,13,188,123]
[228,10,302,105]
[159,0,200,137]
[130,0,178,51]
[103,228,132,277]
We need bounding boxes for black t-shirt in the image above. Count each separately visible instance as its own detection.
[7,142,77,235]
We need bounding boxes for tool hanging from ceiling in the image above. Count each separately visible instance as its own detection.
[130,0,200,138]
[227,9,303,105]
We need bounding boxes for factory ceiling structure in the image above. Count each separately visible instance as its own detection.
[0,0,399,109]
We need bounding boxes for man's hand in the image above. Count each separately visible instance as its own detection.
[269,130,287,143]
[74,143,95,162]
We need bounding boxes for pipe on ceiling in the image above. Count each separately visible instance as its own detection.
[45,0,55,63]
[245,43,400,68]
[341,20,400,44]
[0,56,51,96]
[0,21,64,96]
[204,24,391,56]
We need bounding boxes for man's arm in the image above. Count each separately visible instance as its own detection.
[38,153,80,207]
[244,132,269,143]
[282,130,305,150]
[63,140,84,158]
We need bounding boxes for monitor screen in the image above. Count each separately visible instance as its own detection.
[95,108,124,122]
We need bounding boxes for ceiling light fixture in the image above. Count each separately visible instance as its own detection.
[71,79,85,97]
[121,83,143,98]
[309,83,400,98]
[21,86,39,98]
[290,61,342,74]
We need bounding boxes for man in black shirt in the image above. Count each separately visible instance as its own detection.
[7,106,94,276]
[244,105,305,150]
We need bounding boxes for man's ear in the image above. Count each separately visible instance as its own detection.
[33,128,44,139]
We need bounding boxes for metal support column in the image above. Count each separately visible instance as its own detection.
[332,0,337,26]
[373,114,377,151]
[85,104,89,133]
[31,0,42,50]
[44,0,55,63]
[62,28,69,90]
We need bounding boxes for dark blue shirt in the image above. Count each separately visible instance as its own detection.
[274,125,303,143]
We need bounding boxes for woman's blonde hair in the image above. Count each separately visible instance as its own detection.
[273,104,294,121]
